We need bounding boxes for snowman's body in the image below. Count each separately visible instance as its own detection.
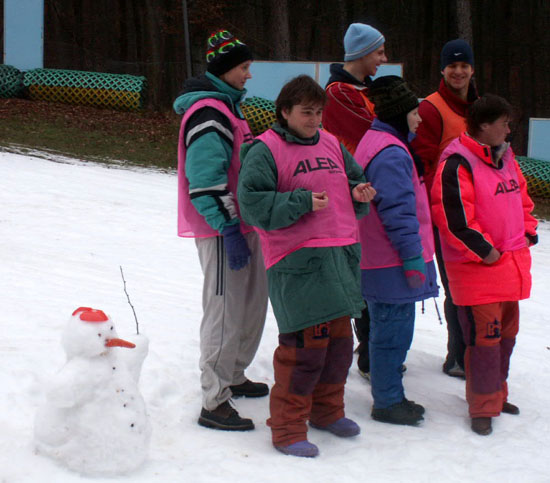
[34,308,151,476]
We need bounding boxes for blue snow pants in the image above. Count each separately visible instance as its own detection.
[367,301,415,409]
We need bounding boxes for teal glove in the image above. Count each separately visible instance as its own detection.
[403,254,426,289]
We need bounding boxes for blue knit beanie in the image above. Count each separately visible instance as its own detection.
[344,23,385,61]
[440,39,474,70]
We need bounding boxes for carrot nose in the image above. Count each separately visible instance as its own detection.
[105,338,136,349]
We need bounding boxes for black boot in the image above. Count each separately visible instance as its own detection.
[471,417,492,435]
[371,400,424,426]
[230,379,269,398]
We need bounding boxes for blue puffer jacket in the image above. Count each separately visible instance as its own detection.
[357,120,439,303]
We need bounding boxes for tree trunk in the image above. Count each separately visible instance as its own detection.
[456,0,473,45]
[269,0,291,60]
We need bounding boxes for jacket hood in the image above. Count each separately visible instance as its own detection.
[173,73,245,115]
[371,118,415,144]
[326,63,371,88]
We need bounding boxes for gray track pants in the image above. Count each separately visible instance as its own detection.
[195,231,268,410]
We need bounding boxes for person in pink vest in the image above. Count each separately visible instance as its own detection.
[354,76,439,426]
[173,30,268,431]
[431,94,538,435]
[238,75,376,457]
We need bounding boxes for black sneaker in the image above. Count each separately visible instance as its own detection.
[230,379,269,398]
[198,401,254,431]
[403,397,425,416]
[371,400,424,426]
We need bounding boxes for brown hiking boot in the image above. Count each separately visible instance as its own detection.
[198,401,254,431]
[502,402,520,415]
[471,417,492,435]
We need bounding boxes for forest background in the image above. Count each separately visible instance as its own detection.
[1,0,549,158]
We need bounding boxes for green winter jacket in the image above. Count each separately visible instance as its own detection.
[238,124,369,333]
[173,72,247,233]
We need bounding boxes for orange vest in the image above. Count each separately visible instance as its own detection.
[424,91,466,160]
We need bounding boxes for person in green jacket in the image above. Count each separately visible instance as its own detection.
[174,30,268,432]
[238,75,376,458]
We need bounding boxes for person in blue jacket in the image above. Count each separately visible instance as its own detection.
[354,76,439,426]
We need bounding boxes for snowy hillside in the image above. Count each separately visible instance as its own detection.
[1,151,549,482]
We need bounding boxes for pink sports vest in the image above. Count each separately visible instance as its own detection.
[177,98,253,238]
[355,130,435,269]
[438,136,526,262]
[255,129,359,269]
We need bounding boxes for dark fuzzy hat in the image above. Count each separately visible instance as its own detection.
[367,75,419,122]
[206,30,253,77]
[440,39,474,70]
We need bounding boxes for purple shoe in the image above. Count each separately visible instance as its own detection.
[274,440,319,457]
[310,417,361,437]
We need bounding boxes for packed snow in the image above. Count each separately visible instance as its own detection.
[1,150,549,482]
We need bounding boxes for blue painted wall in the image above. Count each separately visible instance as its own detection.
[245,61,402,101]
[528,119,550,162]
[3,0,44,70]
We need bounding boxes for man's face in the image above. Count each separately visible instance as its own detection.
[361,45,388,77]
[441,61,474,93]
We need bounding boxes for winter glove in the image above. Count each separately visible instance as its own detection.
[221,224,251,271]
[402,254,426,289]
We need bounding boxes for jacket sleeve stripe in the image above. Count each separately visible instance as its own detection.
[186,120,234,147]
[189,183,228,195]
[441,154,493,259]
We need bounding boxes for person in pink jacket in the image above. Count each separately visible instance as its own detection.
[430,94,538,436]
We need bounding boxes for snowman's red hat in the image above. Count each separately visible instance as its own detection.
[72,307,109,323]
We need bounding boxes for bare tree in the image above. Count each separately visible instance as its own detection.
[269,0,291,60]
[456,0,473,45]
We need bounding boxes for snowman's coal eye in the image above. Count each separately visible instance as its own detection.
[110,326,113,330]
[98,333,102,337]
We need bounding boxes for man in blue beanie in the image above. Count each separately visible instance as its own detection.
[323,23,387,154]
[411,38,478,379]
[322,22,387,381]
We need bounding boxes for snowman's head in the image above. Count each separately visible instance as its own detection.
[62,307,135,359]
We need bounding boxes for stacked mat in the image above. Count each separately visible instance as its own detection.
[0,65,24,98]
[23,68,147,111]
[241,96,277,137]
[517,156,550,199]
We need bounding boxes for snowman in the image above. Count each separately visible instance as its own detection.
[34,307,151,476]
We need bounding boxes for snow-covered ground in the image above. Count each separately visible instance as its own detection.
[1,150,549,482]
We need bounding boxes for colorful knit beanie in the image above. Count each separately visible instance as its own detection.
[206,30,253,77]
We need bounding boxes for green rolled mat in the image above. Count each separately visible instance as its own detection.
[517,156,550,199]
[0,64,24,98]
[23,68,147,111]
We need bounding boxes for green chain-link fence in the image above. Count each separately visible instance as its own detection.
[23,68,147,111]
